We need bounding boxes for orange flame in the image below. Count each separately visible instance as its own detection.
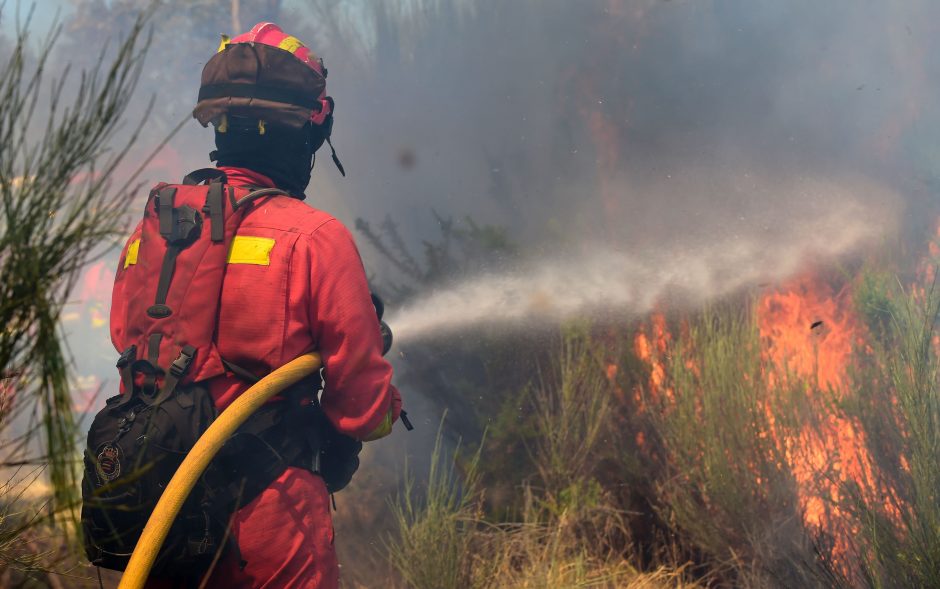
[629,273,890,572]
[633,312,670,399]
[758,276,859,392]
[758,274,878,568]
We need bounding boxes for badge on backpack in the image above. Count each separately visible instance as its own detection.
[95,443,123,484]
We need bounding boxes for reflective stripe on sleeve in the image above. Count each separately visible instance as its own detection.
[362,410,393,442]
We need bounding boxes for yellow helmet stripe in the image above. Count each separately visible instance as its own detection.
[278,35,304,54]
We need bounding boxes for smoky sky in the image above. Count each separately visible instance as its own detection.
[56,1,932,249]
[308,0,926,260]
[47,0,940,387]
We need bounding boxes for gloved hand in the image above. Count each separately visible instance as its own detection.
[318,427,362,493]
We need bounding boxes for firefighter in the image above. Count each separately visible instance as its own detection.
[110,22,402,588]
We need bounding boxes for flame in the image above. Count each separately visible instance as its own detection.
[630,273,889,572]
[757,275,876,568]
[64,261,113,329]
[758,275,859,392]
[633,312,670,399]
[80,261,114,304]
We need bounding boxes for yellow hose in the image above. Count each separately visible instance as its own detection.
[118,352,322,589]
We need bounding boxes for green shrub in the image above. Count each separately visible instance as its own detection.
[839,279,940,588]
[635,305,830,588]
[387,421,482,589]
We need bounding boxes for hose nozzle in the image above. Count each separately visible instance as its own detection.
[379,320,393,356]
[372,293,393,355]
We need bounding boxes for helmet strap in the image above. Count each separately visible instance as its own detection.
[326,137,345,177]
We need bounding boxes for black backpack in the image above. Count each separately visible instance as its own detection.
[81,378,322,576]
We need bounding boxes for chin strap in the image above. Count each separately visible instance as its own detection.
[326,137,345,177]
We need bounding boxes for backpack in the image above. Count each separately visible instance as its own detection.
[80,169,321,577]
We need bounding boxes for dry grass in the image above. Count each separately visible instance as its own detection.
[388,439,698,589]
[388,332,700,589]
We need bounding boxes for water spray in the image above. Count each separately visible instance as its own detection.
[387,196,889,344]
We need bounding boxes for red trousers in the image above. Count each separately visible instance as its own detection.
[145,468,338,588]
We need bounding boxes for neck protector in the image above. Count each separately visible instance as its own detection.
[212,121,314,197]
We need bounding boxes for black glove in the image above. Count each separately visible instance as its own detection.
[318,424,363,494]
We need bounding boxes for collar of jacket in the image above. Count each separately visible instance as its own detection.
[217,166,277,189]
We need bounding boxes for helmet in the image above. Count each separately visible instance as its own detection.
[193,22,333,130]
[224,22,332,126]
[193,22,345,179]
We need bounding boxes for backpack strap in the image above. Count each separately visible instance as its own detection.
[182,168,227,186]
[205,182,226,242]
[113,345,138,411]
[132,333,162,400]
[151,345,197,406]
[116,345,136,394]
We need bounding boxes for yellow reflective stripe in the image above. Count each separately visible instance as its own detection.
[123,239,140,269]
[227,236,275,265]
[217,34,231,53]
[278,35,304,54]
[362,410,393,442]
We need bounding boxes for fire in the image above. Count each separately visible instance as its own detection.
[63,261,113,328]
[629,272,887,572]
[633,312,670,399]
[758,276,859,392]
[758,274,876,564]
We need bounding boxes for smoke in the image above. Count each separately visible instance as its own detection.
[53,0,938,293]
[32,0,932,431]
[300,0,934,301]
[390,174,897,342]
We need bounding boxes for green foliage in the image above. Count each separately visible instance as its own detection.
[388,345,697,589]
[529,328,614,502]
[636,305,826,588]
[853,268,899,343]
[0,2,151,573]
[387,419,481,589]
[840,279,940,588]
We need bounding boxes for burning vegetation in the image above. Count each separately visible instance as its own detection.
[379,258,940,589]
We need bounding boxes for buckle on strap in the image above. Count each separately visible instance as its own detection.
[169,345,196,378]
[116,345,137,369]
[150,344,197,407]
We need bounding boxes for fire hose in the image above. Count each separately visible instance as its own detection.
[117,352,322,589]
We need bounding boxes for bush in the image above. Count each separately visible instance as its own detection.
[840,277,940,588]
[388,334,699,589]
[633,305,827,588]
[0,6,151,583]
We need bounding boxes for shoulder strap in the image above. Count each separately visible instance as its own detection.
[182,168,227,186]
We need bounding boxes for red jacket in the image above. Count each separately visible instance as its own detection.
[111,167,401,441]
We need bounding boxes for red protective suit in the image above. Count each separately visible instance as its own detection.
[111,166,401,588]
